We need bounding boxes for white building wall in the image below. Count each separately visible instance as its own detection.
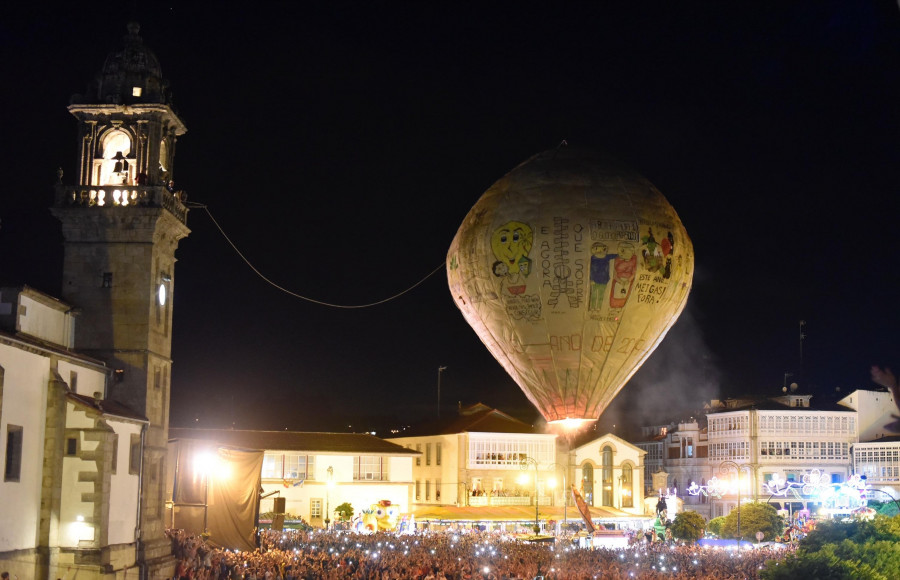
[61,404,101,548]
[258,452,414,525]
[0,345,49,552]
[108,420,142,545]
[57,359,107,397]
[839,390,899,442]
[16,293,71,347]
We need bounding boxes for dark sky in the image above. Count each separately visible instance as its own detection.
[2,2,899,434]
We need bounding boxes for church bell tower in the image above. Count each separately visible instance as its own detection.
[51,22,188,577]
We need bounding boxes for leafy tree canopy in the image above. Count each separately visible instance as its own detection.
[720,502,784,541]
[334,502,354,521]
[707,516,726,537]
[670,511,706,542]
[762,515,900,580]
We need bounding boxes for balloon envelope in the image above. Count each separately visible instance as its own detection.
[447,149,693,423]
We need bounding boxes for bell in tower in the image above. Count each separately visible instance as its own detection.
[51,22,188,579]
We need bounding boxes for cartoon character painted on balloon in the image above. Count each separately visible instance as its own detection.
[609,242,637,311]
[490,221,533,297]
[356,500,400,533]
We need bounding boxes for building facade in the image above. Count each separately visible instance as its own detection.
[630,390,900,521]
[168,429,418,530]
[1,22,190,579]
[572,433,646,516]
[0,287,148,578]
[387,404,561,512]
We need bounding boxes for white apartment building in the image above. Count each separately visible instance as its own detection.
[852,436,900,505]
[705,392,857,517]
[168,428,418,530]
[635,420,712,518]
[387,404,560,511]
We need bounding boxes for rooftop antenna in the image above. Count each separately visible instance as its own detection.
[799,320,807,376]
[783,372,793,393]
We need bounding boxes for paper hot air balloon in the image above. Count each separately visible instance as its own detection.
[447,149,693,425]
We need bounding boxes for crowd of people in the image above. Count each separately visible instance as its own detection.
[167,527,792,579]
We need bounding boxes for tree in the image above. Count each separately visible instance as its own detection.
[707,516,726,537]
[670,510,706,542]
[762,515,900,580]
[334,502,354,522]
[720,502,784,541]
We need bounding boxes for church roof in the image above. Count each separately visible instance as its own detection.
[168,428,419,455]
[401,404,542,436]
[74,22,172,106]
[68,392,147,422]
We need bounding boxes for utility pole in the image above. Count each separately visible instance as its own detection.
[799,320,806,377]
[437,366,447,419]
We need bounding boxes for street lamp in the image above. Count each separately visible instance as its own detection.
[546,462,567,534]
[325,466,334,530]
[718,460,754,540]
[193,448,229,538]
[437,366,447,419]
[520,456,540,534]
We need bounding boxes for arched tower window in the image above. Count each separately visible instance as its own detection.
[159,139,169,178]
[621,463,633,507]
[582,463,594,505]
[95,130,132,186]
[601,445,613,506]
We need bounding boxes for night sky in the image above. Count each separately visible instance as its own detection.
[2,2,899,435]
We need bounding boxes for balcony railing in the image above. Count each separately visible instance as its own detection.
[467,495,551,507]
[55,185,188,225]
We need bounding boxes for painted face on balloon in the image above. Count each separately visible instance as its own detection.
[491,221,533,270]
[618,242,635,260]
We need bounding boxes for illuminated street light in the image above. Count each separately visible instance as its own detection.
[193,449,230,537]
[546,462,568,534]
[718,460,754,540]
[520,456,540,533]
[325,466,334,529]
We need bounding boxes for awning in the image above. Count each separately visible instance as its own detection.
[408,504,642,523]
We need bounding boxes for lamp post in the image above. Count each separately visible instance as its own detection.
[437,366,447,419]
[546,462,567,534]
[193,448,230,539]
[718,460,754,540]
[325,466,334,530]
[520,456,540,534]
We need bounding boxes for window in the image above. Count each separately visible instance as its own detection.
[436,442,442,466]
[426,443,432,466]
[310,499,322,519]
[66,437,78,456]
[262,453,284,479]
[70,371,78,392]
[354,456,385,480]
[285,455,314,480]
[426,480,431,501]
[128,434,141,475]
[601,446,613,506]
[111,434,119,473]
[436,479,442,501]
[468,436,554,467]
[621,464,633,508]
[102,273,113,288]
[415,480,421,500]
[416,444,421,466]
[5,425,23,481]
[583,464,594,505]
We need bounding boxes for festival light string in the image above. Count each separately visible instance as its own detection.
[188,203,445,308]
